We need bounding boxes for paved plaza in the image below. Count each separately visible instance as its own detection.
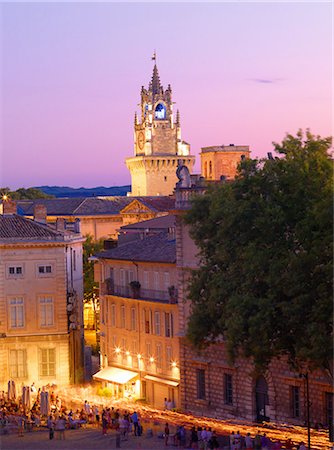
[0,426,175,450]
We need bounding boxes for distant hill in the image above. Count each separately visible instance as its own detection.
[34,185,131,198]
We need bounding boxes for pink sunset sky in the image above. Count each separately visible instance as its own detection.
[1,2,332,189]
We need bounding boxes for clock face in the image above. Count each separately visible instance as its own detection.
[137,131,145,150]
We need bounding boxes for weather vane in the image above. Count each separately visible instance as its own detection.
[151,50,157,63]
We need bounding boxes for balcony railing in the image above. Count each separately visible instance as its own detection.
[100,279,178,303]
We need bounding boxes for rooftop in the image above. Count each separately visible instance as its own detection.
[96,232,175,264]
[0,214,77,242]
[16,196,175,217]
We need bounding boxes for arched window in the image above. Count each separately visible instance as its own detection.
[204,162,208,178]
[209,161,212,177]
[155,103,166,120]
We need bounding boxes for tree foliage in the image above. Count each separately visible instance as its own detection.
[83,234,104,303]
[0,187,54,199]
[185,130,333,372]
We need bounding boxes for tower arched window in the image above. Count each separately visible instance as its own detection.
[155,103,166,120]
[204,162,208,178]
[209,161,212,178]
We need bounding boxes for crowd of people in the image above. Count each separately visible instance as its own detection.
[0,387,310,449]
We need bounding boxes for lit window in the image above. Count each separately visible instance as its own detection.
[39,297,54,327]
[9,298,24,328]
[9,349,27,378]
[154,103,166,120]
[39,348,56,377]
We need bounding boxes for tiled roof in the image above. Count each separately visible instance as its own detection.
[120,214,175,231]
[16,196,175,216]
[134,196,175,212]
[95,232,175,263]
[0,215,65,241]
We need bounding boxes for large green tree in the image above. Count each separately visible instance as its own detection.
[185,130,333,373]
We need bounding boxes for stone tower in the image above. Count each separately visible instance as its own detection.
[126,62,195,196]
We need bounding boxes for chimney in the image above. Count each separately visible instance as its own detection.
[33,204,47,224]
[56,218,66,231]
[3,199,17,215]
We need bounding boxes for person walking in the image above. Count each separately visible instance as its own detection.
[189,426,199,449]
[164,422,170,446]
[102,410,108,435]
[131,410,139,436]
[245,432,253,450]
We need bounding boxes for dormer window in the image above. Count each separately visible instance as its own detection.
[155,103,166,120]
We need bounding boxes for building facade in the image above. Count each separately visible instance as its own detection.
[94,220,180,408]
[126,64,195,196]
[174,184,333,429]
[0,201,85,388]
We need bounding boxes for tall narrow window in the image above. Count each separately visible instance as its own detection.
[224,373,233,405]
[146,342,151,361]
[73,250,76,271]
[196,369,206,400]
[164,312,173,337]
[111,304,116,327]
[153,272,159,291]
[9,298,24,328]
[39,297,54,327]
[290,386,300,418]
[166,346,172,369]
[156,343,162,369]
[164,273,170,291]
[120,305,126,328]
[131,307,136,331]
[143,271,149,289]
[9,349,27,378]
[39,348,56,377]
[154,311,161,335]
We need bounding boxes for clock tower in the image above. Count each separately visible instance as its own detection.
[126,62,195,196]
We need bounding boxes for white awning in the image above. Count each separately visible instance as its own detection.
[144,375,179,387]
[93,367,138,384]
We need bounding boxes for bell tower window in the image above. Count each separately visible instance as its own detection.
[155,103,166,120]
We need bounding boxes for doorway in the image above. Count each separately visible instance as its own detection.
[255,376,270,422]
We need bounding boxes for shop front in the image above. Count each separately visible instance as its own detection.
[144,375,179,409]
[93,366,139,399]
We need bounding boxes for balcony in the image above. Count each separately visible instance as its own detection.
[100,279,178,303]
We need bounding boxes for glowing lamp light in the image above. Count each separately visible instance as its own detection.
[115,347,121,354]
[149,356,155,363]
[171,361,177,368]
[137,353,142,359]
[2,194,8,201]
[125,351,130,356]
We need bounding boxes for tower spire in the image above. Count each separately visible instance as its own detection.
[151,64,161,95]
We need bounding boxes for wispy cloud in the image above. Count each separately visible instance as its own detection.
[249,78,284,84]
